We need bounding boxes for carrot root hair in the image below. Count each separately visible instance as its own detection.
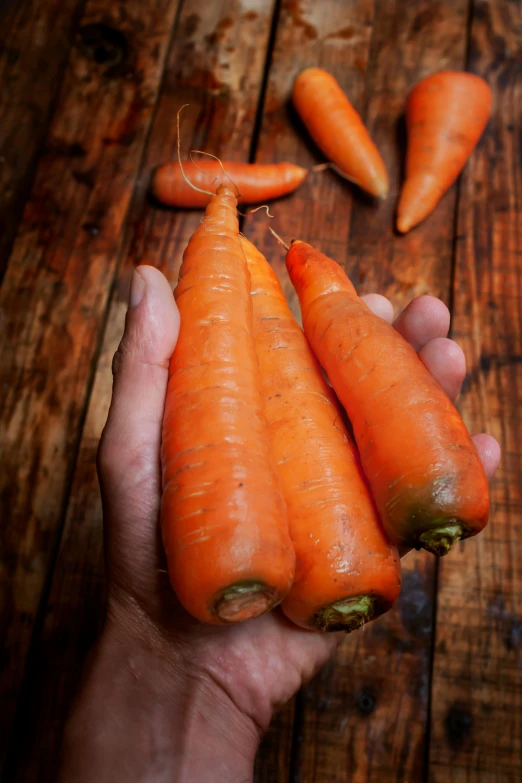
[189,150,219,186]
[418,522,463,556]
[313,161,362,189]
[213,581,278,623]
[190,149,242,198]
[268,226,290,250]
[248,204,274,218]
[313,595,376,633]
[176,107,214,198]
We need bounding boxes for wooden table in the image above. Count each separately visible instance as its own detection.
[1,1,520,780]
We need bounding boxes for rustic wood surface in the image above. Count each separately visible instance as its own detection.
[0,0,85,279]
[429,1,522,780]
[1,0,520,781]
[0,0,181,772]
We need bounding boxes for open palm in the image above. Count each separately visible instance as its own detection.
[97,265,500,736]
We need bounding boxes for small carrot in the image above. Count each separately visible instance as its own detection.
[161,183,295,624]
[285,239,490,556]
[240,236,400,631]
[152,160,308,208]
[397,71,492,233]
[292,67,389,198]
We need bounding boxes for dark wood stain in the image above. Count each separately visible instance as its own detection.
[77,23,128,68]
[0,0,85,280]
[356,688,377,716]
[411,5,443,35]
[285,0,318,40]
[205,16,235,46]
[183,12,199,38]
[325,25,355,40]
[445,704,474,751]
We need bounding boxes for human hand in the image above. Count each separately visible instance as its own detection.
[60,266,500,782]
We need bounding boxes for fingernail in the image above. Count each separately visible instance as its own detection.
[129,269,146,308]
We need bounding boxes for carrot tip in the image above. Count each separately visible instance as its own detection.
[313,595,376,633]
[213,581,278,623]
[418,523,463,556]
[396,216,412,234]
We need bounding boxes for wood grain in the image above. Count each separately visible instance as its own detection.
[246,1,470,780]
[245,0,375,318]
[0,0,85,279]
[255,700,296,783]
[0,0,180,773]
[124,0,280,284]
[429,1,522,780]
[2,0,520,780]
[6,3,282,780]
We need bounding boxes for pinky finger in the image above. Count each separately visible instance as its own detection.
[472,433,501,481]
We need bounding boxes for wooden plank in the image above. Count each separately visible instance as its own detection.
[0,0,181,773]
[6,3,281,781]
[246,0,471,780]
[255,700,296,783]
[0,0,85,279]
[429,1,522,780]
[245,0,375,318]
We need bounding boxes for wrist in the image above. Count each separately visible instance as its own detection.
[59,609,260,782]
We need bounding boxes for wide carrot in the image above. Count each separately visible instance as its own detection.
[397,71,492,233]
[161,184,295,624]
[285,240,490,556]
[240,236,400,631]
[292,67,389,198]
[152,160,308,208]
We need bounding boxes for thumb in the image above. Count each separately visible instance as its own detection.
[98,266,180,585]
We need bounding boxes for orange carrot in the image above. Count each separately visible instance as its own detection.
[285,240,490,556]
[161,184,295,624]
[292,67,389,198]
[152,160,308,208]
[240,236,400,631]
[397,71,492,233]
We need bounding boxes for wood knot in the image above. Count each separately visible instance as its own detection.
[77,23,128,69]
[355,688,376,716]
[445,705,473,750]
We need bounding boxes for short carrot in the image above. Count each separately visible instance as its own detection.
[285,240,490,556]
[292,67,389,198]
[397,71,492,233]
[161,184,295,624]
[240,236,400,631]
[152,160,308,208]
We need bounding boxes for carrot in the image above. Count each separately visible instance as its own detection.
[152,160,308,208]
[239,236,400,631]
[397,71,492,233]
[161,184,295,624]
[285,240,490,556]
[292,67,389,198]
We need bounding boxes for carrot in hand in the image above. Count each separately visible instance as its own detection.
[285,240,490,556]
[161,184,295,624]
[152,160,308,208]
[240,237,400,631]
[292,67,389,198]
[397,71,492,233]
